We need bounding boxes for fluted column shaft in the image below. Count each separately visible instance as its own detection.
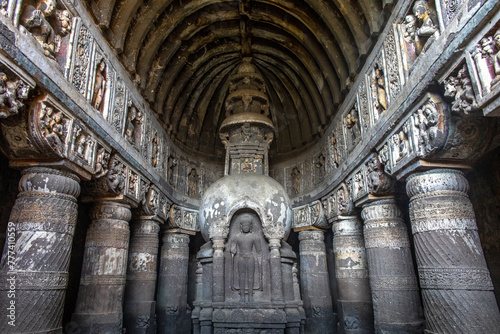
[156,231,190,334]
[72,201,132,333]
[298,230,335,334]
[0,167,80,333]
[123,216,161,334]
[361,199,424,333]
[332,216,374,334]
[406,169,500,334]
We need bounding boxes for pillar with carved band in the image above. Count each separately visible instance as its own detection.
[0,167,80,333]
[332,216,374,334]
[298,230,335,334]
[406,169,500,333]
[123,216,161,334]
[361,199,424,333]
[156,231,191,334]
[72,200,131,333]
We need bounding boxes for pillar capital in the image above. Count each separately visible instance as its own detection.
[297,229,325,242]
[406,168,469,197]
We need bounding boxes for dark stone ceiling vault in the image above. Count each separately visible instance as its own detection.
[84,0,389,159]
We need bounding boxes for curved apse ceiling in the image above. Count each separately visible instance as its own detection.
[84,0,391,159]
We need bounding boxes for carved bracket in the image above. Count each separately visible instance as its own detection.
[168,205,199,233]
[292,200,329,230]
[0,53,36,119]
[375,92,491,178]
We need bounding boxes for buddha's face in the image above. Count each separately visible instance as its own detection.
[241,220,252,233]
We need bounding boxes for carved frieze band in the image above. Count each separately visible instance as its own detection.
[363,227,410,249]
[369,276,419,291]
[80,274,127,286]
[0,271,69,289]
[418,267,494,290]
[336,269,369,279]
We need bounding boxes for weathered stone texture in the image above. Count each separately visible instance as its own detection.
[298,230,335,334]
[467,147,500,306]
[407,169,500,334]
[123,216,161,334]
[332,216,374,334]
[361,199,424,333]
[0,167,80,333]
[156,231,191,334]
[72,201,131,333]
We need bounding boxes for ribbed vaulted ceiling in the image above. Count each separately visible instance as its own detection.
[85,0,390,158]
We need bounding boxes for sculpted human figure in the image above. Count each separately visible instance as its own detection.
[0,72,27,117]
[20,0,57,58]
[291,167,301,195]
[372,65,387,116]
[412,1,438,37]
[92,59,107,111]
[230,216,262,302]
[491,29,500,86]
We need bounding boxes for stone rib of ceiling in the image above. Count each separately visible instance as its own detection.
[85,0,386,158]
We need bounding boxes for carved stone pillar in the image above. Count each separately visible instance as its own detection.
[156,231,191,334]
[0,167,80,333]
[406,169,500,334]
[211,238,225,303]
[332,216,374,334]
[298,230,335,334]
[269,238,284,303]
[72,201,132,333]
[361,199,424,333]
[123,216,161,334]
